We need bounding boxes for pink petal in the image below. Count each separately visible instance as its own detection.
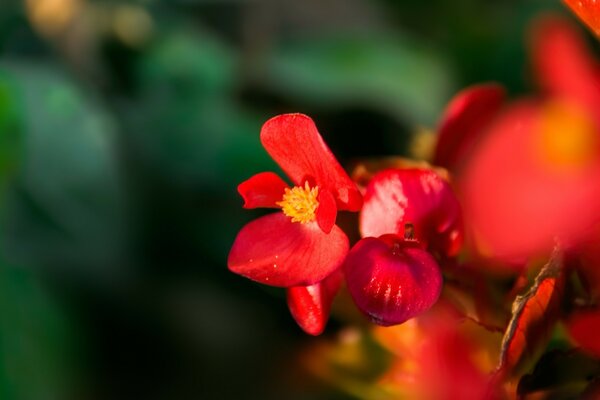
[238,172,289,209]
[260,114,362,211]
[531,16,600,117]
[343,235,442,326]
[228,213,349,287]
[434,83,506,172]
[286,270,343,336]
[316,189,337,234]
[360,169,463,257]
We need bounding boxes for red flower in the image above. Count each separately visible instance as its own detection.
[343,234,442,326]
[228,114,362,333]
[360,168,463,258]
[437,16,600,260]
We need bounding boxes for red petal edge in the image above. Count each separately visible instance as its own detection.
[228,213,349,287]
[260,114,362,211]
[238,172,289,209]
[434,83,506,172]
[343,235,442,326]
[286,270,343,335]
[563,0,600,37]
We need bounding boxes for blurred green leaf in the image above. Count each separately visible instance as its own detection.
[0,62,128,278]
[0,264,77,400]
[124,28,272,187]
[266,34,454,125]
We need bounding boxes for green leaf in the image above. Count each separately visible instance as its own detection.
[0,62,128,278]
[266,34,454,125]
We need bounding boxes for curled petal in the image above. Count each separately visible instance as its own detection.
[286,270,343,336]
[343,235,442,326]
[238,172,289,209]
[316,189,337,234]
[260,114,362,211]
[228,213,349,287]
[360,169,463,257]
[434,83,506,172]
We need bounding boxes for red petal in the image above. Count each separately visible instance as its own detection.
[434,83,506,172]
[316,189,337,234]
[343,235,442,326]
[566,308,600,358]
[461,101,600,259]
[286,270,343,336]
[260,114,362,211]
[360,169,463,257]
[228,213,349,287]
[563,0,600,37]
[238,172,289,209]
[531,16,600,116]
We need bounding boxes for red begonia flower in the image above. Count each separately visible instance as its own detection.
[286,270,342,336]
[228,114,362,288]
[360,168,463,257]
[343,234,442,326]
[460,17,600,260]
[461,100,600,260]
[563,0,600,37]
[434,83,506,173]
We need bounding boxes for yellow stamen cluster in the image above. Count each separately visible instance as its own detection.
[277,182,319,224]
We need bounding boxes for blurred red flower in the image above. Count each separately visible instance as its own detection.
[440,16,600,261]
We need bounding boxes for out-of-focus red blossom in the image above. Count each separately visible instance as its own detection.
[566,308,600,358]
[375,303,501,400]
[228,114,362,334]
[456,16,600,261]
[434,83,506,173]
[563,0,600,37]
[360,168,463,257]
[343,234,443,326]
[286,271,342,336]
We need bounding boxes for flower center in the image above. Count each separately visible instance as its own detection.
[277,182,319,223]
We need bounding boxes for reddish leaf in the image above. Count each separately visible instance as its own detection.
[260,114,362,211]
[563,0,600,37]
[228,213,349,287]
[566,308,600,358]
[496,247,565,377]
[434,83,506,172]
[238,172,289,209]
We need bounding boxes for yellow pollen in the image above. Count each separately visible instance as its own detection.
[277,182,319,223]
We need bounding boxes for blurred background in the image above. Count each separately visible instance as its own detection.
[0,0,585,399]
